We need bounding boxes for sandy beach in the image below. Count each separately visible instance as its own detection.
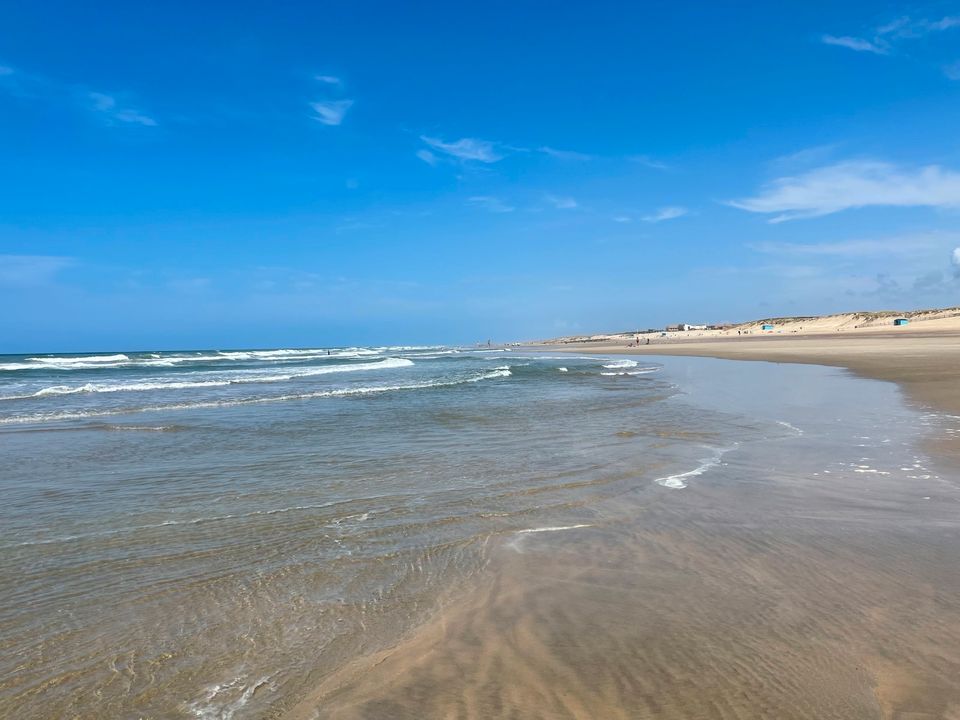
[539,320,960,464]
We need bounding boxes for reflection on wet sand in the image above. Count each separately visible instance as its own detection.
[284,456,960,720]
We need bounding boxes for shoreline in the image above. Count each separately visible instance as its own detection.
[534,330,960,464]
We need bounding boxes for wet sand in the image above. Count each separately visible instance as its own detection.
[544,330,960,463]
[282,464,960,720]
[279,343,960,720]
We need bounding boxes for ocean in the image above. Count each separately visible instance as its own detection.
[0,347,947,718]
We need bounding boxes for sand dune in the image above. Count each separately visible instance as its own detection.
[543,306,960,344]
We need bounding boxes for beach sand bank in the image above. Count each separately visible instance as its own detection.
[540,329,960,464]
[280,352,960,720]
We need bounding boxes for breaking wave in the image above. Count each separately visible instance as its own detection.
[19,358,414,398]
[0,368,511,425]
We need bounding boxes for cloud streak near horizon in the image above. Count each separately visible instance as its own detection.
[730,161,960,222]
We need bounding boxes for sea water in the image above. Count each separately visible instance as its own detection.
[0,349,946,718]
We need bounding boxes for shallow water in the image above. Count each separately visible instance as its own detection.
[1,350,956,718]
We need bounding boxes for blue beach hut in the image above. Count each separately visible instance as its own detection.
[761,324,774,331]
[894,318,909,326]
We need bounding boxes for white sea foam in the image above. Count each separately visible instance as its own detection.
[186,673,275,720]
[0,368,511,425]
[15,499,363,546]
[397,350,459,359]
[654,445,737,489]
[515,524,591,534]
[20,358,414,398]
[558,367,568,372]
[776,420,804,435]
[602,359,638,369]
[600,368,659,376]
[0,348,385,371]
[29,353,129,364]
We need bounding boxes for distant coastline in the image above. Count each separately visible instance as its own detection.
[535,305,960,464]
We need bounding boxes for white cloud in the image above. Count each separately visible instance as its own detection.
[315,75,342,85]
[416,149,438,166]
[630,155,669,170]
[310,99,353,126]
[772,144,840,169]
[89,92,115,112]
[612,215,632,223]
[420,136,503,163]
[730,161,960,222]
[821,35,887,54]
[468,196,514,213]
[743,233,960,299]
[751,236,943,258]
[546,194,577,209]
[0,66,158,126]
[0,254,73,287]
[929,16,960,31]
[642,206,688,223]
[88,92,157,126]
[822,15,960,56]
[538,146,593,161]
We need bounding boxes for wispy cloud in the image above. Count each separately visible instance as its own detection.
[315,75,342,85]
[417,137,594,166]
[630,155,670,170]
[745,233,960,299]
[751,236,942,258]
[538,146,593,161]
[0,254,73,287]
[612,215,632,223]
[772,144,840,169]
[416,149,438,166]
[944,61,960,80]
[468,196,515,213]
[420,136,503,163]
[821,35,887,54]
[0,63,158,127]
[822,14,960,56]
[730,161,960,222]
[88,92,157,126]
[545,194,578,209]
[642,206,688,222]
[310,99,353,126]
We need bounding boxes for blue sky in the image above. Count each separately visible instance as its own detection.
[3,1,960,351]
